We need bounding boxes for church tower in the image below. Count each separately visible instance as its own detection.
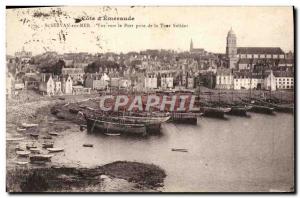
[226,28,237,69]
[190,39,193,52]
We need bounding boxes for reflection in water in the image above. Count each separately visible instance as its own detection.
[53,113,294,192]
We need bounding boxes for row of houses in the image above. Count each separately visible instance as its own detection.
[215,68,294,91]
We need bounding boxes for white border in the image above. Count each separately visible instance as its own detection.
[0,0,298,197]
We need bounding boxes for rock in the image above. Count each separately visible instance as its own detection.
[100,175,110,180]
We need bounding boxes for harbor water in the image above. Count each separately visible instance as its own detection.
[53,113,294,192]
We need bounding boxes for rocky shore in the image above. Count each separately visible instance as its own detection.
[7,161,166,192]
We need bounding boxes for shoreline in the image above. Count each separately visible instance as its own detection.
[6,89,294,192]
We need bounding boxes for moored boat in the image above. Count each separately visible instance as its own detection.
[226,106,251,116]
[201,107,230,118]
[248,105,274,114]
[169,112,199,125]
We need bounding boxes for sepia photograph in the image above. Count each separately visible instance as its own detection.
[5,6,295,193]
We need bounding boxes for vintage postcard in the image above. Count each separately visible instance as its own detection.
[6,6,294,192]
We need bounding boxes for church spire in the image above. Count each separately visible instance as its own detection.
[190,39,193,52]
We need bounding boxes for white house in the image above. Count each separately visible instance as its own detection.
[263,70,276,91]
[233,72,263,90]
[161,74,173,89]
[215,68,233,89]
[144,73,158,89]
[39,74,55,96]
[274,71,294,90]
[61,75,73,94]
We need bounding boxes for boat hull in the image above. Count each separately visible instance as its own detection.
[169,113,198,125]
[201,107,226,118]
[86,118,147,135]
[226,106,248,116]
[248,105,274,114]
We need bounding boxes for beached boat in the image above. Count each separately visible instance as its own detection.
[6,137,25,141]
[83,144,94,147]
[29,148,41,154]
[16,151,31,157]
[104,133,121,136]
[47,147,64,152]
[17,127,26,132]
[30,154,53,163]
[26,143,37,149]
[48,132,59,136]
[30,133,39,138]
[86,117,147,135]
[171,148,188,152]
[16,161,29,165]
[42,142,54,148]
[21,123,38,128]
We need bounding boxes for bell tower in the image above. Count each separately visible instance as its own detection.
[226,28,237,69]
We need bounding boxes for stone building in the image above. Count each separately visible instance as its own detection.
[226,28,238,69]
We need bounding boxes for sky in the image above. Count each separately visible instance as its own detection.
[6,6,294,55]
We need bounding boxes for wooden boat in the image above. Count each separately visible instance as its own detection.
[17,127,26,132]
[201,107,231,118]
[86,117,147,135]
[48,132,59,136]
[43,136,53,139]
[120,115,170,125]
[29,148,41,154]
[30,133,39,138]
[6,137,25,141]
[21,123,38,128]
[47,147,64,152]
[248,105,274,114]
[16,151,31,157]
[15,146,26,151]
[272,104,294,113]
[169,112,199,125]
[16,161,29,165]
[171,148,188,152]
[104,133,121,136]
[42,142,54,148]
[226,106,250,116]
[30,154,53,163]
[83,144,94,147]
[26,143,37,149]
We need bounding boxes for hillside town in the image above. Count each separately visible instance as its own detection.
[6,28,294,99]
